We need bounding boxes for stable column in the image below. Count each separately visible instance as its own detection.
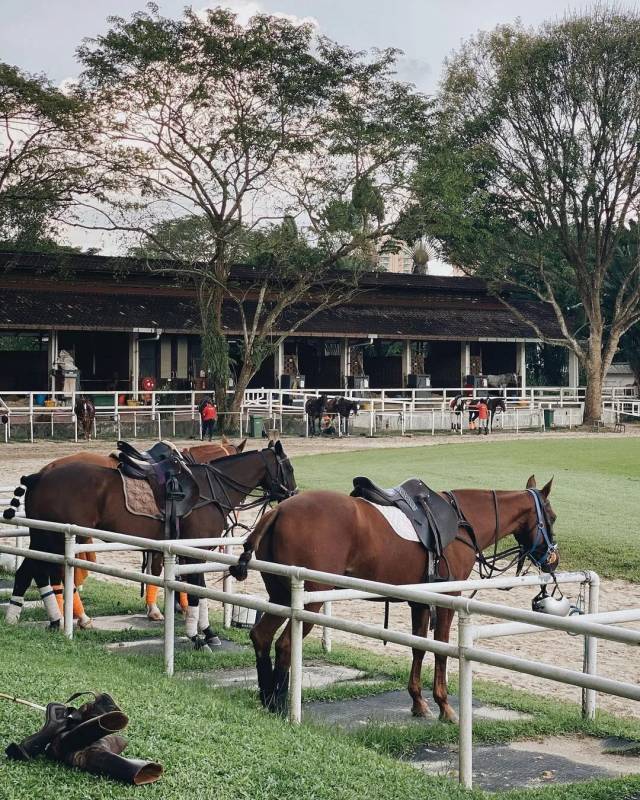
[516,341,526,396]
[402,340,411,386]
[460,342,470,388]
[568,350,579,389]
[48,330,58,393]
[340,338,350,388]
[129,332,139,398]
[274,340,285,388]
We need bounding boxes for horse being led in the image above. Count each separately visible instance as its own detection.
[230,475,558,719]
[4,442,296,649]
[449,396,466,431]
[468,397,506,432]
[74,395,95,441]
[325,397,359,436]
[304,395,327,436]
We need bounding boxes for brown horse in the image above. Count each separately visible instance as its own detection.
[6,442,296,648]
[74,395,96,441]
[29,437,248,622]
[230,475,558,718]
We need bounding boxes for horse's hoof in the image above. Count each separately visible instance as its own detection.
[146,605,164,621]
[49,619,62,632]
[190,635,212,652]
[77,615,93,630]
[411,701,433,718]
[205,634,222,648]
[439,707,458,724]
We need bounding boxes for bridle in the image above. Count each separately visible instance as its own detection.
[448,487,558,580]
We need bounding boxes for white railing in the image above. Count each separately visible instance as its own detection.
[1,514,638,789]
[603,399,640,421]
[0,386,603,441]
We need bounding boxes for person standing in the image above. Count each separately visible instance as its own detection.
[200,397,217,441]
[478,398,489,435]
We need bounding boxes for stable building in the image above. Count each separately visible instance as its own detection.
[0,251,572,393]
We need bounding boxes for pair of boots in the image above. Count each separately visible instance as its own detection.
[6,692,162,785]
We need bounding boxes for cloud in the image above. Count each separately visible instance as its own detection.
[198,1,318,29]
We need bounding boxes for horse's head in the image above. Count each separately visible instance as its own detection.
[264,440,297,501]
[515,475,559,573]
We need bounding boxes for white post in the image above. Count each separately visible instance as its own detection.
[516,341,526,397]
[274,340,285,388]
[369,407,374,437]
[583,572,600,720]
[223,543,233,629]
[29,393,34,443]
[460,341,470,384]
[48,330,58,394]
[163,553,176,677]
[322,601,332,653]
[568,350,579,389]
[130,332,140,400]
[340,338,350,388]
[63,530,75,640]
[402,340,411,387]
[289,576,305,725]
[458,611,474,789]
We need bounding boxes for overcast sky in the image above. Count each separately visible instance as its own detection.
[2,0,633,256]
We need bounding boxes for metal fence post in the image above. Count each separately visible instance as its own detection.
[458,611,474,789]
[289,576,304,725]
[163,553,176,677]
[583,571,600,720]
[322,601,332,653]
[63,529,75,640]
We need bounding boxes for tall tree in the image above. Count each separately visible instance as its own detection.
[411,9,640,422]
[0,62,94,249]
[74,6,429,410]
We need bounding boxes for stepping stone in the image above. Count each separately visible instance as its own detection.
[304,689,531,728]
[106,637,244,656]
[410,735,640,791]
[89,614,165,632]
[181,662,366,690]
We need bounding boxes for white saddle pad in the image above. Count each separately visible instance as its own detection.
[362,499,419,542]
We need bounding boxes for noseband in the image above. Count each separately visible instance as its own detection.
[522,489,557,572]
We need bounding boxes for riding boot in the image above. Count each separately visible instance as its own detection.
[49,710,129,759]
[64,735,163,785]
[5,702,70,761]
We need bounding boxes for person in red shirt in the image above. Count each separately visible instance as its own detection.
[200,397,218,441]
[477,398,489,435]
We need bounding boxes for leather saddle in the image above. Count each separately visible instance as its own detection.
[351,476,460,557]
[116,441,199,535]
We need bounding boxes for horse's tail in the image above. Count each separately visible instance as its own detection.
[3,473,39,520]
[229,508,279,581]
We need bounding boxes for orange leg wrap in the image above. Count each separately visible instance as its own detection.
[179,592,188,610]
[146,584,159,605]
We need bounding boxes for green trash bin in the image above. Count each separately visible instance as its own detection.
[249,414,263,438]
[543,408,554,429]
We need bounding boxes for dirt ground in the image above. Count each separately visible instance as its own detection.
[1,433,639,720]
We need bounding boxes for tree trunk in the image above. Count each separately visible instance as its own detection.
[199,283,229,418]
[582,333,603,425]
[230,360,257,414]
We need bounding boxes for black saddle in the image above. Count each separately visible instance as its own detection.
[116,440,178,465]
[351,476,460,557]
[116,445,199,537]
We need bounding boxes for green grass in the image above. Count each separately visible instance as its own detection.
[292,437,640,582]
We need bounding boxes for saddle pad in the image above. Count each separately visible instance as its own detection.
[361,499,419,543]
[119,472,162,520]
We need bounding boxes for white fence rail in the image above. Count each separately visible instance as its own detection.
[0,384,630,441]
[1,514,639,789]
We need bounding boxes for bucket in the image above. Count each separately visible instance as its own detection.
[231,605,261,629]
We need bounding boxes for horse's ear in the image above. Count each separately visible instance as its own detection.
[267,440,275,449]
[274,440,284,455]
[237,438,247,452]
[526,475,536,489]
[221,433,229,444]
[541,477,553,498]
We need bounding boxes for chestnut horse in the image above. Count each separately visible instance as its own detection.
[8,437,247,624]
[5,442,296,648]
[230,475,558,718]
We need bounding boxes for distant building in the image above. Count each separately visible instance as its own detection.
[604,362,636,387]
[376,238,414,274]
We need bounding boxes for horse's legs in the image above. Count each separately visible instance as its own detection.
[145,551,164,621]
[6,557,37,624]
[250,612,286,707]
[269,601,322,714]
[408,603,432,717]
[433,606,458,722]
[183,562,220,649]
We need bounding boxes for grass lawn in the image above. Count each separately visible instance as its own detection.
[2,578,640,800]
[293,437,640,582]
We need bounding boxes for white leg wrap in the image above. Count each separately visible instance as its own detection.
[39,585,62,622]
[5,596,24,625]
[198,598,209,632]
[185,605,198,638]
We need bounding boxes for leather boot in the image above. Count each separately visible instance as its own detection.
[5,702,70,761]
[66,735,163,785]
[49,710,129,759]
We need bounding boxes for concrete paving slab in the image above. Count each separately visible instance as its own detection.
[180,662,366,690]
[304,689,531,728]
[410,735,640,791]
[106,637,245,656]
[89,614,165,631]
